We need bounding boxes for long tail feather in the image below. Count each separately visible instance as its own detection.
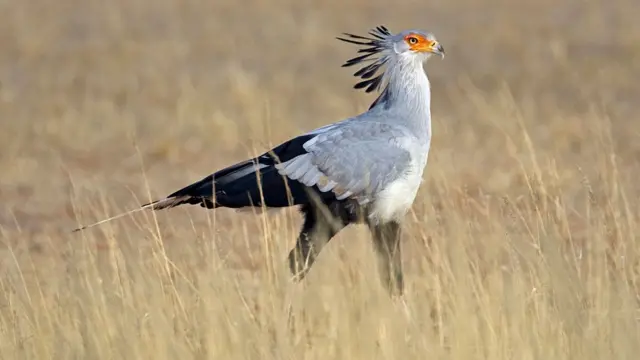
[71,204,153,232]
[70,196,189,232]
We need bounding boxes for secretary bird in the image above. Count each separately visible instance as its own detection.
[73,25,445,296]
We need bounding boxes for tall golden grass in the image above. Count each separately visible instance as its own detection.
[1,0,640,358]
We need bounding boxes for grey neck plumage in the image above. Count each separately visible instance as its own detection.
[368,57,432,141]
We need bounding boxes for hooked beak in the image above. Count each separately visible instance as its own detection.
[431,41,445,58]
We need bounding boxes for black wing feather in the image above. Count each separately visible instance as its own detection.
[146,134,338,210]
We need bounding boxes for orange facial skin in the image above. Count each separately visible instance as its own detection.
[403,33,438,53]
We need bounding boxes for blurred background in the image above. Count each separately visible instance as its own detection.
[1,0,640,358]
[1,0,639,236]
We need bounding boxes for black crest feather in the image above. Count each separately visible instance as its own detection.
[336,26,392,94]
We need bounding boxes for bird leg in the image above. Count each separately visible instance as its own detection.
[288,202,347,281]
[369,221,404,296]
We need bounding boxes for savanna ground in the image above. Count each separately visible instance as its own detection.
[1,0,640,358]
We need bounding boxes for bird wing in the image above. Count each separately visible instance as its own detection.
[275,121,413,204]
[71,122,414,232]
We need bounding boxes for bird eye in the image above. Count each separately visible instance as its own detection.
[407,37,419,45]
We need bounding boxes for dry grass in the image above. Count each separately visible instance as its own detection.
[1,0,640,358]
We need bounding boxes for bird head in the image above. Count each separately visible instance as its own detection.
[337,26,444,93]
